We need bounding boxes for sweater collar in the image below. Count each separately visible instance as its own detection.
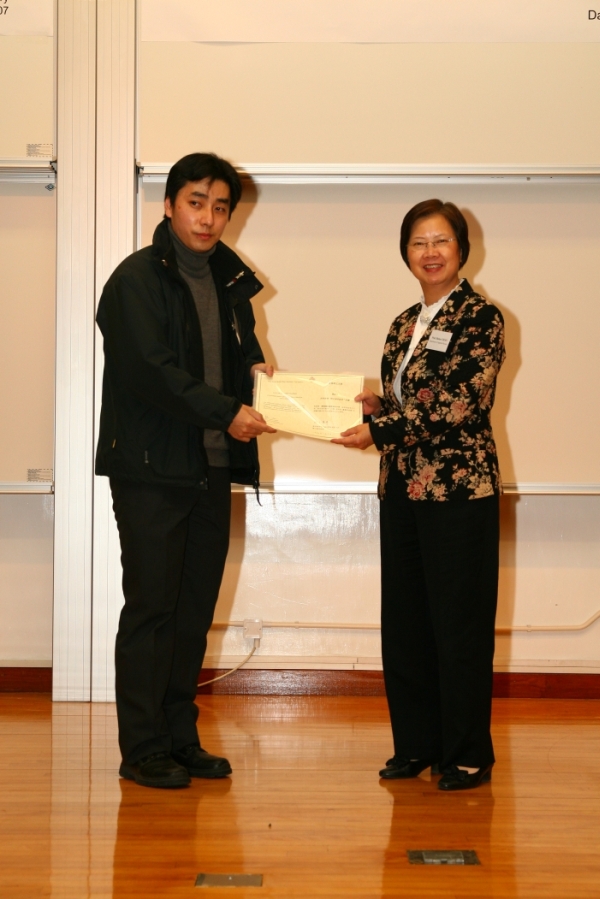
[167,220,216,279]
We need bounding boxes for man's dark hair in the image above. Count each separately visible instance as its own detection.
[399,199,470,268]
[164,153,242,217]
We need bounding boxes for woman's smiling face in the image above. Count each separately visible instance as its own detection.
[406,214,462,303]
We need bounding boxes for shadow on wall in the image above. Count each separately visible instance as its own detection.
[461,207,520,647]
[225,177,277,373]
[223,176,284,482]
[461,207,521,485]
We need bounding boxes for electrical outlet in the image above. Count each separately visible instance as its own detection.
[243,619,263,640]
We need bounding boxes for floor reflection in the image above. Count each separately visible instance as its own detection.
[112,777,235,897]
[1,694,596,897]
[379,774,516,897]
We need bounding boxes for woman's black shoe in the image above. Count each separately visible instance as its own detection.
[438,764,492,791]
[379,757,437,779]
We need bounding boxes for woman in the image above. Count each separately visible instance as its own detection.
[333,199,505,791]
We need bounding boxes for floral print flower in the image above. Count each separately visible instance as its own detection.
[416,388,434,403]
[408,481,424,499]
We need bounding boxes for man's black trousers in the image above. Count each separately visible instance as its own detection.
[380,464,500,770]
[110,469,231,765]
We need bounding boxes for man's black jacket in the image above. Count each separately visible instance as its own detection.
[95,218,265,489]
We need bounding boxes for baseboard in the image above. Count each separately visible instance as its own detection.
[492,672,600,699]
[0,667,52,692]
[197,669,600,699]
[198,668,386,696]
[1,667,600,699]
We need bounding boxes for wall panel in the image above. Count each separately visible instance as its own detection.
[139,43,600,167]
[0,36,53,159]
[0,182,55,481]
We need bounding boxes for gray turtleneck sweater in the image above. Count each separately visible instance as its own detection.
[169,223,229,468]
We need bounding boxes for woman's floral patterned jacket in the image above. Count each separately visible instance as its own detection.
[369,279,506,502]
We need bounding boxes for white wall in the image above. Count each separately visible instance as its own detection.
[495,495,600,673]
[202,493,600,675]
[2,490,599,676]
[0,495,53,665]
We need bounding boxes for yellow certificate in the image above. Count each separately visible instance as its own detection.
[254,372,364,440]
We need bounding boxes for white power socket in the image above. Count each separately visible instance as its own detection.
[243,619,263,641]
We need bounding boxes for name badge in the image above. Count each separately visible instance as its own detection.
[426,329,452,352]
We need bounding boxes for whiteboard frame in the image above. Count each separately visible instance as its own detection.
[0,482,54,494]
[0,159,55,184]
[231,482,600,496]
[138,162,600,185]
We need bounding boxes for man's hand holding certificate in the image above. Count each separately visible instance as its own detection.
[254,372,364,441]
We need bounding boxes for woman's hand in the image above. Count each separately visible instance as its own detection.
[331,423,374,450]
[250,363,274,380]
[356,388,382,418]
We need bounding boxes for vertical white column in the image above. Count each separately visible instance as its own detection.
[53,0,97,700]
[91,0,136,701]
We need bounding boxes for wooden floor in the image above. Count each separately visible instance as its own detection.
[1,694,599,898]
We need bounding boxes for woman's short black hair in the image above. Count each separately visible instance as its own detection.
[399,199,470,268]
[164,152,242,216]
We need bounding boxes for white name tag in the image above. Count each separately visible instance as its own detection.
[426,329,452,352]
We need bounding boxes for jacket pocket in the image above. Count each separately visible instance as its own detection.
[141,419,203,482]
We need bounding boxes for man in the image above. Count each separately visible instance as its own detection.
[95,153,275,789]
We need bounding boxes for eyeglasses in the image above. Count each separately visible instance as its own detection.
[408,238,457,252]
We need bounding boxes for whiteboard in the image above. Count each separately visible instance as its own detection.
[140,179,600,488]
[139,42,600,168]
[0,35,53,160]
[0,182,56,482]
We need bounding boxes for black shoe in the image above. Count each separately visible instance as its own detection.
[171,743,232,779]
[438,764,492,791]
[119,752,191,789]
[379,756,437,779]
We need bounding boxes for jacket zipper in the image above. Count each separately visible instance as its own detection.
[231,309,241,344]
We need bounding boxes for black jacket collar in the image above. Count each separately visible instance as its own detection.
[151,218,263,304]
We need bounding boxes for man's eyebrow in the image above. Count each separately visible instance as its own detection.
[189,190,230,205]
